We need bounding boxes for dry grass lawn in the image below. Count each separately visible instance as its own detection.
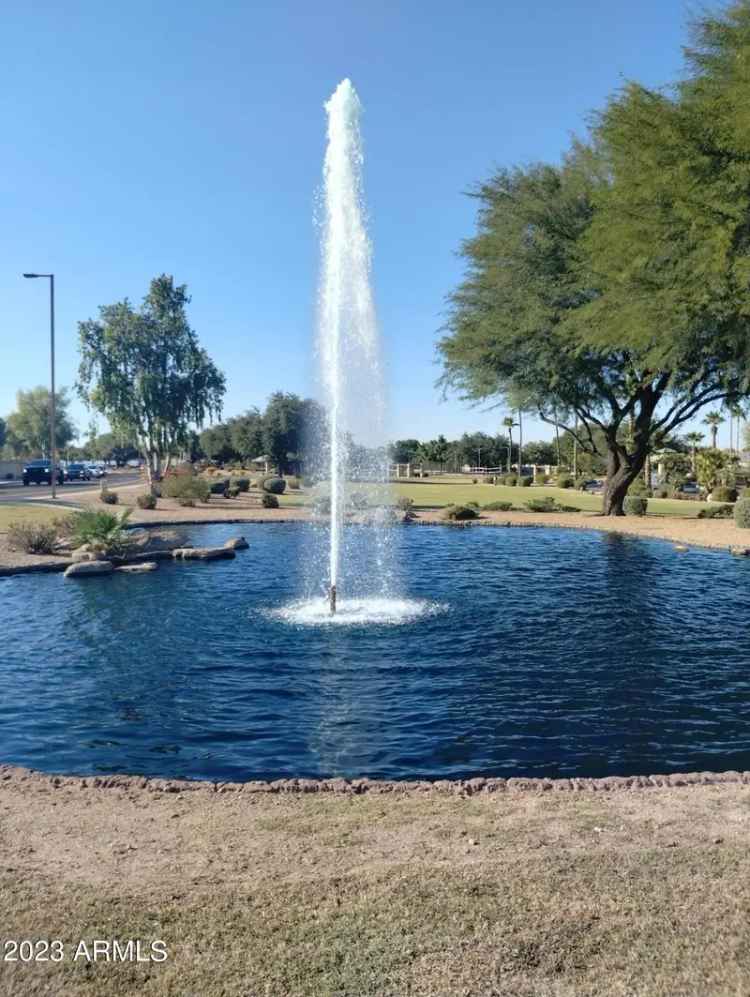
[1,774,749,996]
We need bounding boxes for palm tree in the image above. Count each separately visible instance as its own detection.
[502,416,516,473]
[685,431,704,473]
[703,411,724,450]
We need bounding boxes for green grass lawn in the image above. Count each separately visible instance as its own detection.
[390,479,707,518]
[0,504,63,530]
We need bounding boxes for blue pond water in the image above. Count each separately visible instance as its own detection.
[1,523,749,782]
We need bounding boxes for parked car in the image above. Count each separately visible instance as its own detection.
[64,462,91,481]
[85,463,106,479]
[678,482,700,495]
[582,479,604,493]
[22,460,64,486]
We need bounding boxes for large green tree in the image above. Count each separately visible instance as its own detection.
[439,5,750,515]
[4,386,76,457]
[261,392,325,475]
[77,275,225,485]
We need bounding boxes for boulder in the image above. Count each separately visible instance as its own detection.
[730,547,750,557]
[71,548,98,563]
[224,536,249,550]
[64,560,114,578]
[173,547,236,561]
[115,561,159,573]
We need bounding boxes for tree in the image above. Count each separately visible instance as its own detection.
[439,43,750,514]
[261,393,325,475]
[199,423,237,463]
[695,449,730,494]
[77,275,225,486]
[228,409,264,463]
[389,439,422,464]
[702,411,724,449]
[684,431,704,473]
[0,416,5,450]
[522,440,556,466]
[501,417,516,473]
[4,386,76,457]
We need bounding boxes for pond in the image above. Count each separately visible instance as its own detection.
[1,523,749,782]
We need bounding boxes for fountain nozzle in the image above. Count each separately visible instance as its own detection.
[329,584,337,615]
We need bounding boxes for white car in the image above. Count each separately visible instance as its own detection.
[85,463,106,479]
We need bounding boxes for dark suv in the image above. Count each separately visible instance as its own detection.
[64,463,91,481]
[22,460,64,486]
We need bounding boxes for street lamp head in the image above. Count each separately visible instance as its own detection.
[22,272,52,278]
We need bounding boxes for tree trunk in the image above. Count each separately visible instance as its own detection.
[601,440,649,516]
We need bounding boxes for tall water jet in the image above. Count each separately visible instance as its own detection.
[319,79,386,612]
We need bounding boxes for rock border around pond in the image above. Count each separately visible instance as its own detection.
[60,535,250,578]
[2,762,750,797]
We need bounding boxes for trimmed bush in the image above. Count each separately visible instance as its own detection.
[136,492,157,510]
[262,492,279,509]
[6,521,58,554]
[396,496,414,513]
[525,497,560,513]
[483,500,513,512]
[287,477,301,490]
[313,495,331,516]
[208,478,230,496]
[734,497,750,529]
[99,488,119,505]
[653,486,670,499]
[348,492,369,510]
[443,504,479,521]
[230,477,250,493]
[575,476,589,490]
[178,496,196,507]
[227,485,241,499]
[623,496,648,516]
[711,485,738,503]
[504,474,518,486]
[472,478,478,484]
[261,476,287,495]
[519,476,533,487]
[556,474,574,489]
[627,478,650,497]
[698,504,734,519]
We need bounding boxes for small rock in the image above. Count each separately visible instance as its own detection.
[64,560,114,578]
[115,561,159,573]
[468,838,479,846]
[224,536,249,550]
[713,837,724,845]
[71,548,98,563]
[730,547,750,558]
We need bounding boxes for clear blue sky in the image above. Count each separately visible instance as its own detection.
[1,0,729,447]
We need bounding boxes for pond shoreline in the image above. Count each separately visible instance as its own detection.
[2,761,749,795]
[1,507,749,575]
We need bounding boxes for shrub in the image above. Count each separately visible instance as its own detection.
[313,495,331,516]
[99,488,119,505]
[208,478,230,496]
[734,497,750,529]
[472,478,478,484]
[556,474,574,489]
[261,476,287,495]
[230,477,250,493]
[483,500,514,512]
[178,496,196,507]
[6,521,58,554]
[70,508,133,557]
[519,476,533,487]
[623,496,648,516]
[627,478,651,497]
[136,492,157,510]
[348,491,369,510]
[262,492,279,509]
[395,496,414,513]
[163,473,211,503]
[301,475,315,488]
[287,477,301,490]
[711,485,738,503]
[697,504,734,519]
[227,485,241,499]
[504,474,518,486]
[575,476,589,490]
[443,504,479,521]
[653,486,670,499]
[525,497,559,513]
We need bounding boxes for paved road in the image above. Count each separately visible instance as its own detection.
[0,472,141,505]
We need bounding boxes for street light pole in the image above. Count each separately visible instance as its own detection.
[23,273,56,499]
